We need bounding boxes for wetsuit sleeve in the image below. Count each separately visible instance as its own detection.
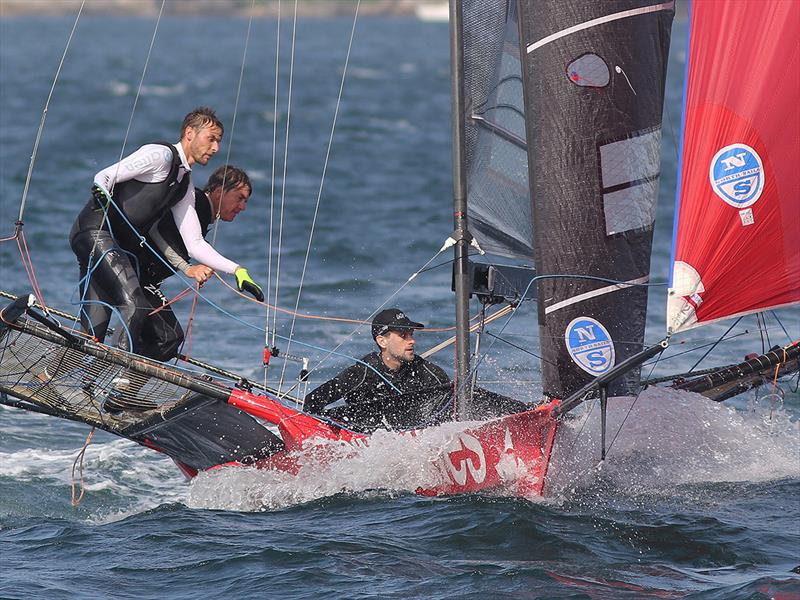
[93,144,174,191]
[148,223,191,274]
[304,363,368,415]
[171,187,239,274]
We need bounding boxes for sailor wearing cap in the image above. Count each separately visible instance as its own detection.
[303,308,451,431]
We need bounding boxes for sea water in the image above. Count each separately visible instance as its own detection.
[1,13,798,600]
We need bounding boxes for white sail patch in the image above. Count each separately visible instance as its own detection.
[667,261,704,333]
[600,129,661,235]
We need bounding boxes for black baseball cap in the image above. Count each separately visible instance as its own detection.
[371,308,424,339]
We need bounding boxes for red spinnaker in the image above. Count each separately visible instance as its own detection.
[668,0,800,333]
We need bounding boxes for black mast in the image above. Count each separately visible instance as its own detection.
[449,0,472,419]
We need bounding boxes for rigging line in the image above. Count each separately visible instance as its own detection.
[70,427,94,508]
[213,273,487,332]
[449,278,539,402]
[16,232,46,310]
[282,247,449,403]
[209,1,255,246]
[605,348,665,456]
[768,310,793,341]
[420,304,514,359]
[688,316,743,372]
[643,329,753,368]
[482,330,542,361]
[79,0,166,323]
[559,397,596,467]
[757,312,769,354]
[305,247,447,375]
[277,0,361,392]
[454,274,575,398]
[271,0,299,350]
[265,0,283,380]
[12,0,85,229]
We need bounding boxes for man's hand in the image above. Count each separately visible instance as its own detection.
[235,267,264,302]
[186,264,213,286]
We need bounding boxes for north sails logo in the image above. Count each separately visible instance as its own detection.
[709,143,765,208]
[565,317,615,375]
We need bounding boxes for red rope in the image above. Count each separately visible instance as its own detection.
[181,284,201,360]
[148,286,193,316]
[17,230,47,308]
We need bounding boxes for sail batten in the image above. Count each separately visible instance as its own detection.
[668,0,800,334]
[526,0,675,53]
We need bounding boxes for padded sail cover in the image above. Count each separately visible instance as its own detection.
[462,0,534,260]
[517,1,674,397]
[667,0,800,333]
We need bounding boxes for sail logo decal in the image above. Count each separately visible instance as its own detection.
[709,143,764,208]
[565,317,615,375]
[444,433,486,486]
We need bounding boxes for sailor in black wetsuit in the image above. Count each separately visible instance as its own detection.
[137,165,252,362]
[69,107,263,356]
[304,309,452,431]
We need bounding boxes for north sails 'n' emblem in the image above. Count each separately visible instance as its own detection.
[565,317,615,375]
[709,143,764,208]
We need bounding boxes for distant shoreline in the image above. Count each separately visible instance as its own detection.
[0,0,438,18]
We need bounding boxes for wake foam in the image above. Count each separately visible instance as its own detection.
[188,387,798,511]
[187,421,510,512]
[547,387,799,497]
[0,436,185,520]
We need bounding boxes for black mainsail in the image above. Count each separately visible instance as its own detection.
[516,0,674,398]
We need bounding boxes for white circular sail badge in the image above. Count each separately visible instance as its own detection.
[709,143,765,208]
[564,317,615,375]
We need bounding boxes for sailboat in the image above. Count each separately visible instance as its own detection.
[1,0,797,498]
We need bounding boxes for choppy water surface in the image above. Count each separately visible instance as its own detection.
[1,13,798,600]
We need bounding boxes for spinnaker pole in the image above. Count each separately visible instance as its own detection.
[449,0,472,419]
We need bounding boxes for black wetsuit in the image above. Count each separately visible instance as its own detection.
[69,142,190,353]
[304,353,452,431]
[136,189,214,362]
[304,353,532,432]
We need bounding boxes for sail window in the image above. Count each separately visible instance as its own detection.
[600,129,661,235]
[566,53,610,88]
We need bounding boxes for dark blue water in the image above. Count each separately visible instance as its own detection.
[1,13,798,600]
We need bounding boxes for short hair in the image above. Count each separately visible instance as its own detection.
[180,107,224,139]
[204,165,251,196]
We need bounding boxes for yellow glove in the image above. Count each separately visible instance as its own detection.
[91,183,112,208]
[235,267,264,302]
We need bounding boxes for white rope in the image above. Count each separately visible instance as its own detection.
[80,0,166,323]
[276,245,448,403]
[277,0,362,392]
[270,0,299,355]
[209,1,255,245]
[16,1,86,225]
[264,0,283,388]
